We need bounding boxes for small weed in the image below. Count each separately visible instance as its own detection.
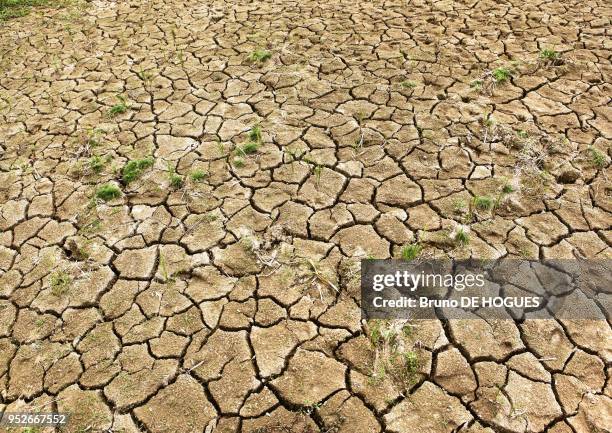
[369,321,381,346]
[67,238,91,260]
[402,324,413,337]
[235,124,263,158]
[215,137,226,156]
[95,183,121,201]
[502,182,515,194]
[539,170,554,184]
[89,155,109,174]
[167,163,183,189]
[136,66,151,81]
[470,79,483,90]
[482,112,495,128]
[189,169,207,182]
[369,320,391,346]
[472,195,494,211]
[239,141,259,155]
[367,320,420,387]
[169,173,183,189]
[400,243,422,261]
[158,254,175,283]
[401,80,417,89]
[107,95,128,117]
[122,157,154,183]
[454,226,470,246]
[301,401,322,416]
[355,111,366,125]
[175,48,186,66]
[404,351,419,373]
[248,48,271,63]
[588,146,606,168]
[540,49,560,62]
[232,156,245,168]
[49,270,71,296]
[203,212,218,222]
[493,180,518,211]
[516,130,529,139]
[492,67,512,83]
[136,66,154,88]
[303,258,340,293]
[248,124,262,143]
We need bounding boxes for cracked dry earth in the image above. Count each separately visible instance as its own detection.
[0,0,611,432]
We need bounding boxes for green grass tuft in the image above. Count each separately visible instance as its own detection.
[248,48,271,63]
[49,270,71,296]
[492,67,512,83]
[404,351,419,374]
[107,95,128,117]
[95,183,121,201]
[240,141,259,155]
[169,173,184,189]
[122,157,154,183]
[248,124,262,143]
[166,162,184,189]
[516,130,529,139]
[89,155,109,174]
[402,325,413,337]
[540,49,560,61]
[473,195,494,211]
[368,321,383,346]
[588,146,606,168]
[502,182,515,194]
[235,124,263,157]
[189,169,207,182]
[455,227,470,246]
[400,80,417,89]
[400,243,422,261]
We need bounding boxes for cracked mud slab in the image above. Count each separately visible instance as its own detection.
[0,0,611,432]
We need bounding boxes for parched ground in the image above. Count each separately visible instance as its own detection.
[1,0,611,432]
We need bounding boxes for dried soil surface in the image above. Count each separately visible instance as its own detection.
[1,0,611,432]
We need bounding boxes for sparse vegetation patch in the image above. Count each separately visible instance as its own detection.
[107,95,128,117]
[400,243,422,261]
[248,48,271,63]
[367,320,422,387]
[49,270,71,296]
[472,195,494,212]
[189,169,207,182]
[122,157,154,183]
[95,183,122,201]
[588,146,607,168]
[492,67,512,83]
[0,0,47,21]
